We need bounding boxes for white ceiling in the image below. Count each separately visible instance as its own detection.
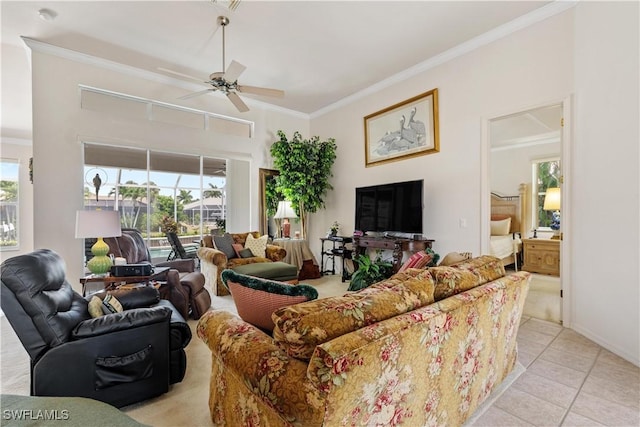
[2,0,558,124]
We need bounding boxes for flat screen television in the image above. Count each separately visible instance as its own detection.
[355,179,423,234]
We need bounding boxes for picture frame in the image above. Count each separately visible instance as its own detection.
[364,88,439,167]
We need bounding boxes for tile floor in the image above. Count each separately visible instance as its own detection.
[471,316,640,426]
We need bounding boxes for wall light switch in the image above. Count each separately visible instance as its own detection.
[459,218,467,228]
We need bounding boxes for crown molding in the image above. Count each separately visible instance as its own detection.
[311,0,578,119]
[20,37,309,120]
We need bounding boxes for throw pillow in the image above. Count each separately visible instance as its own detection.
[439,252,469,266]
[490,217,511,236]
[398,251,428,272]
[232,243,244,258]
[88,296,104,318]
[239,248,254,258]
[244,234,268,258]
[213,233,237,259]
[221,269,318,332]
[88,294,123,318]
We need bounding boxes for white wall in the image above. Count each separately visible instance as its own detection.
[312,5,639,365]
[571,2,639,365]
[0,139,34,263]
[29,45,308,286]
[311,10,574,258]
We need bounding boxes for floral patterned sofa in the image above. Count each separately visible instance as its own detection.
[197,231,286,296]
[197,256,531,426]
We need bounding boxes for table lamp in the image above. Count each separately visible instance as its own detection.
[273,200,297,238]
[543,187,561,239]
[75,210,122,275]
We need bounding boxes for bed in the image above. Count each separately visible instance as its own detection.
[490,183,527,270]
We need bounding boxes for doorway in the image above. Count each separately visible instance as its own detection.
[483,101,569,324]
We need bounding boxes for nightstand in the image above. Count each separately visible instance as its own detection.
[522,238,560,276]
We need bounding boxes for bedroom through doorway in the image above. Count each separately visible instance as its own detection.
[487,103,563,324]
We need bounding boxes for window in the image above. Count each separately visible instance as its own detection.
[0,160,19,250]
[83,144,226,261]
[532,158,561,230]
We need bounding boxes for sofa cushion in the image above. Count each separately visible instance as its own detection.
[244,234,268,258]
[430,255,506,301]
[221,269,318,332]
[272,268,435,360]
[451,255,506,284]
[213,233,237,259]
[429,267,480,301]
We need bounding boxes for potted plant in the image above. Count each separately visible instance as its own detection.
[347,252,393,292]
[328,221,340,237]
[270,130,337,239]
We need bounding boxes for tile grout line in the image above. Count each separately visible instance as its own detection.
[556,344,603,426]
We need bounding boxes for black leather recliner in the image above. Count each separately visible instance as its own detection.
[103,228,211,320]
[0,249,192,408]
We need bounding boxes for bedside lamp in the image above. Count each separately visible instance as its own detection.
[75,210,122,275]
[543,187,561,240]
[273,201,297,238]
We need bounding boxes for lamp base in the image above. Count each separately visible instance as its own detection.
[87,237,112,275]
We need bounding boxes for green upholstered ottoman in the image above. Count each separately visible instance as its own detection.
[232,262,298,282]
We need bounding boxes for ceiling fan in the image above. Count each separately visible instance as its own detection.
[159,16,284,112]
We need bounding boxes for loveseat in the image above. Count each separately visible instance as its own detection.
[197,231,287,296]
[197,256,531,426]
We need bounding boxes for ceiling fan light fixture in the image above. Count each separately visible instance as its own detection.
[164,13,283,112]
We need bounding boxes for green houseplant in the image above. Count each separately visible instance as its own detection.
[347,252,393,291]
[270,130,337,239]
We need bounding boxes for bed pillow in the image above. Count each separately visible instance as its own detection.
[244,234,268,258]
[221,269,318,332]
[491,217,511,236]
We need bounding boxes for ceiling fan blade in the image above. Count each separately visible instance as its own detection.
[227,92,249,112]
[223,60,246,83]
[237,85,285,98]
[178,89,214,100]
[158,67,205,83]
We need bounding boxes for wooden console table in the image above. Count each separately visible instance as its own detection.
[80,266,169,296]
[352,236,434,273]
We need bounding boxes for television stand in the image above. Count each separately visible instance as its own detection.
[353,235,435,273]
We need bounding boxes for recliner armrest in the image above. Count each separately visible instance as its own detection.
[72,306,172,340]
[91,286,160,310]
[156,299,192,348]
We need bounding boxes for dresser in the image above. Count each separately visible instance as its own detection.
[522,238,560,276]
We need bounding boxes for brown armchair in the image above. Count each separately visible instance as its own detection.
[198,231,286,296]
[104,228,210,319]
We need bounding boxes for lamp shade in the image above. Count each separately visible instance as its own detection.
[543,187,561,211]
[273,201,297,219]
[75,210,122,239]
